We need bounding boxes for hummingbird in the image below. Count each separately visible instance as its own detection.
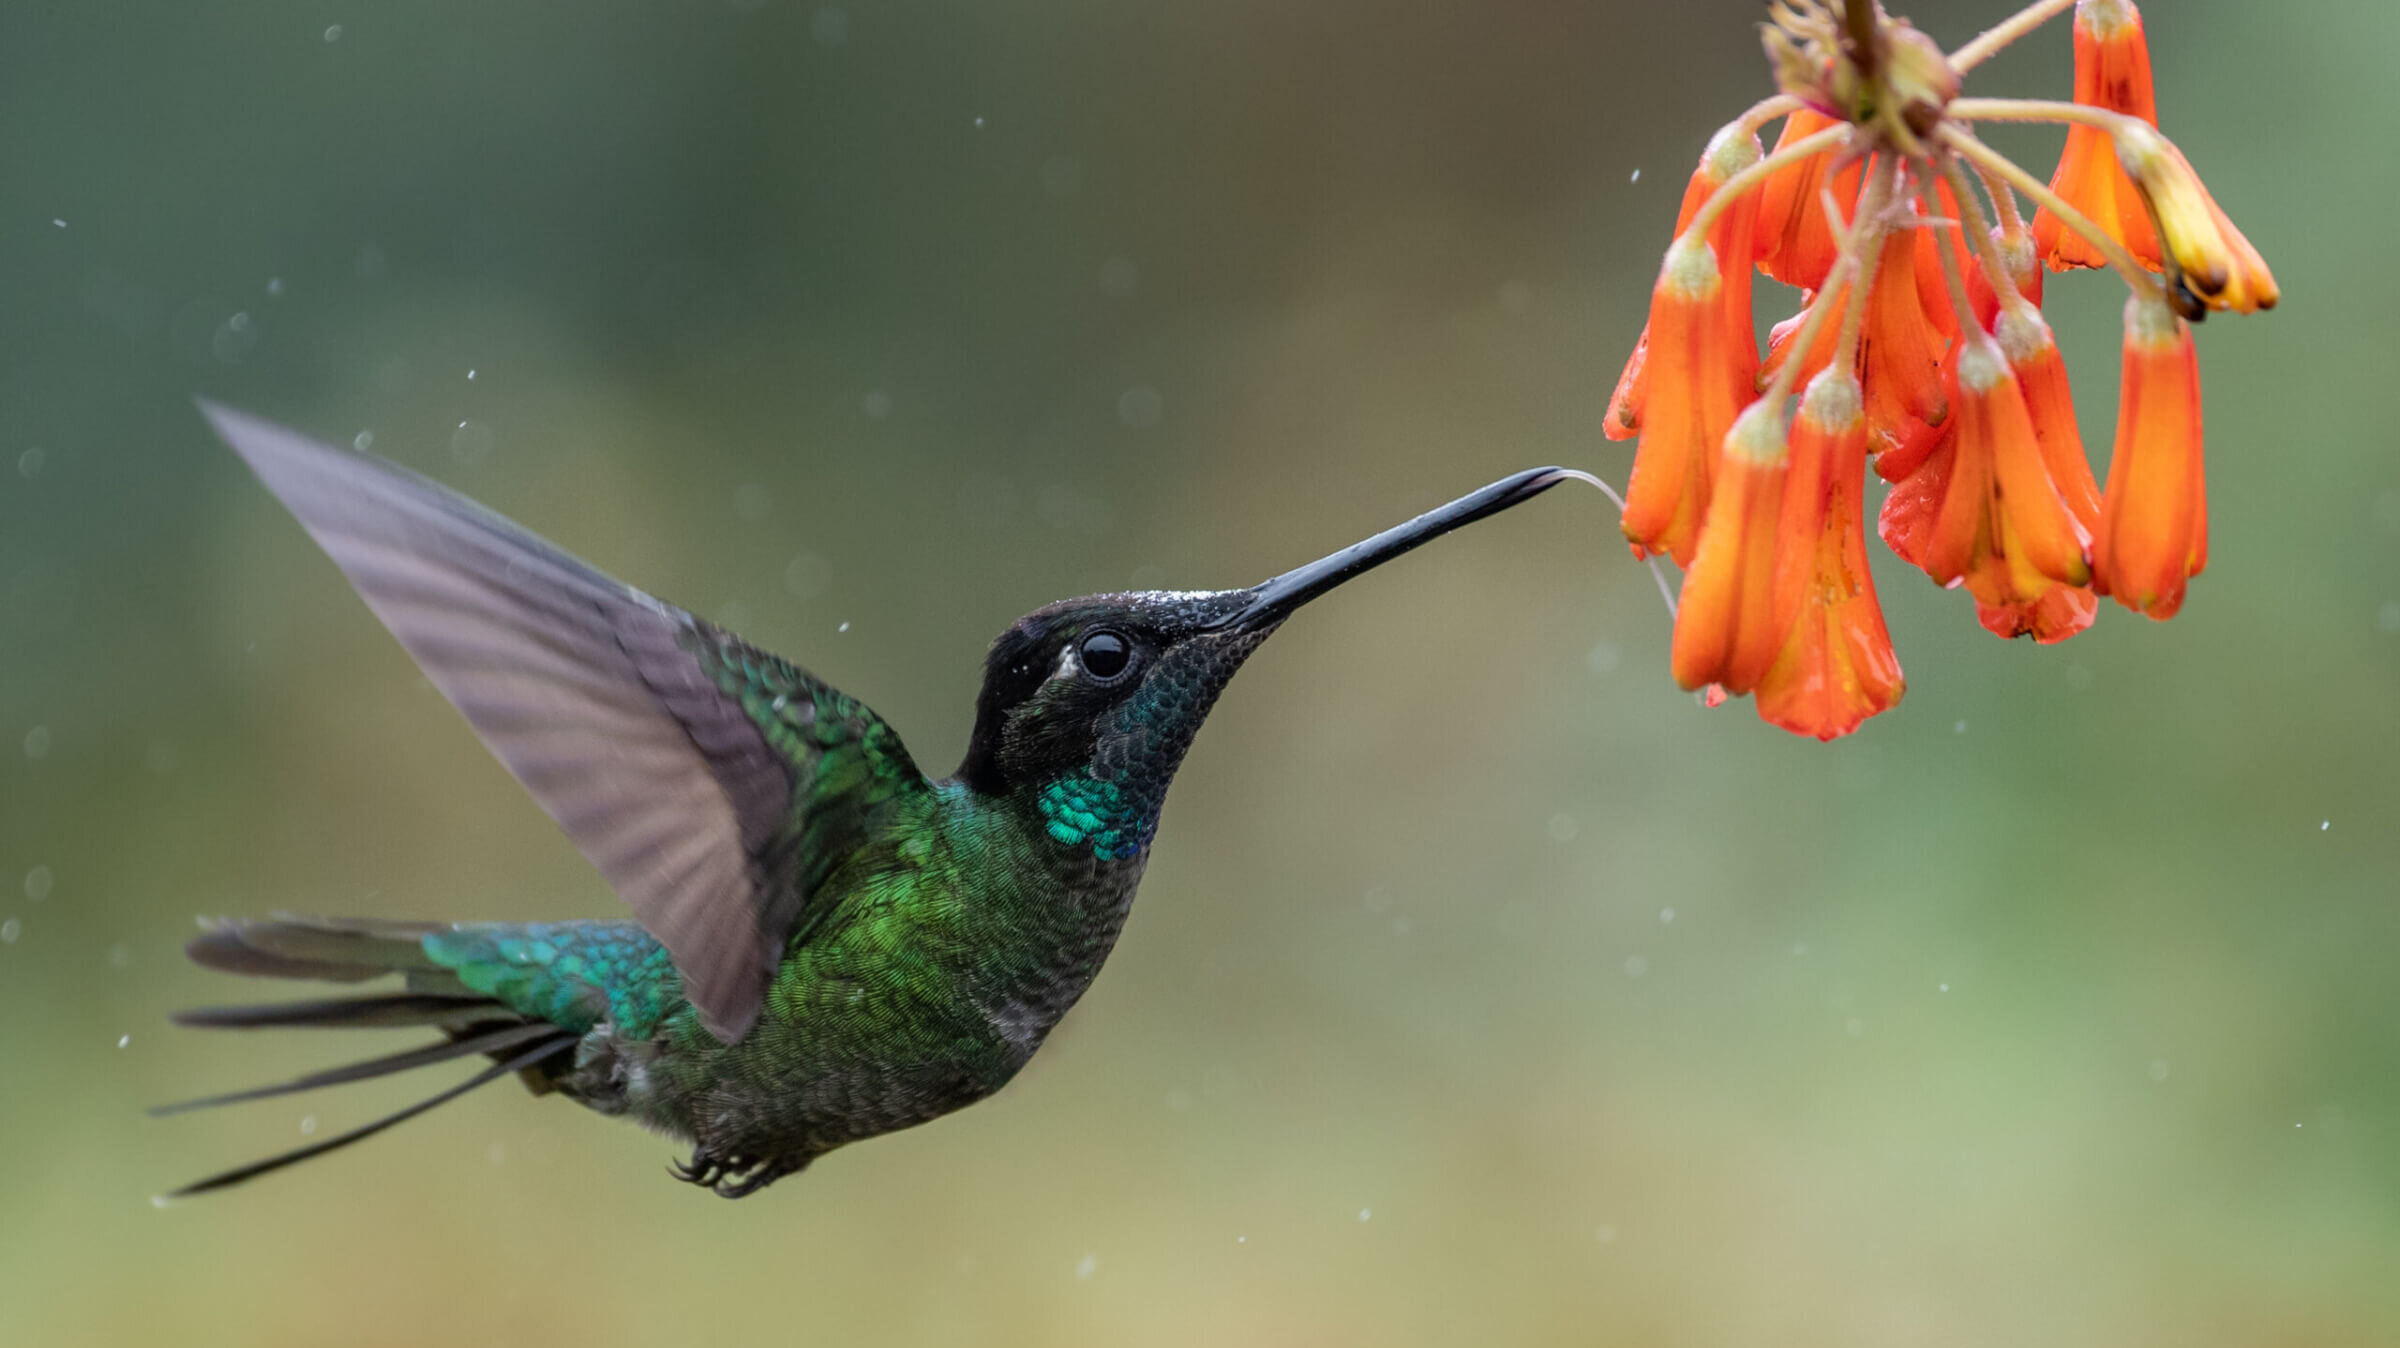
[164,401,1574,1198]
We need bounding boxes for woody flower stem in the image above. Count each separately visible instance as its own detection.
[1938,124,2163,301]
[1948,96,2142,136]
[1776,160,1897,410]
[1947,0,2076,73]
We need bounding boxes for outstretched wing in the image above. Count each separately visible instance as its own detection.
[198,401,928,1043]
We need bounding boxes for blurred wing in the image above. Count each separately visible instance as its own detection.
[199,401,928,1042]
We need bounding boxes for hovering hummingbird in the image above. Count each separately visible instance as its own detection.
[164,402,1574,1198]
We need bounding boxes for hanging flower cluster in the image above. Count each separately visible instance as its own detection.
[1605,0,2276,739]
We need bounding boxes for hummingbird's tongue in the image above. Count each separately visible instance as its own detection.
[1211,467,1574,631]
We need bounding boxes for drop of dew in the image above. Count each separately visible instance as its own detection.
[1074,1252,1097,1280]
[26,866,54,902]
[23,725,52,760]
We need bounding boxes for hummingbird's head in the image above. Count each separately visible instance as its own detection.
[954,467,1569,861]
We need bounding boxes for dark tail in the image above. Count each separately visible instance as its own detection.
[160,916,579,1198]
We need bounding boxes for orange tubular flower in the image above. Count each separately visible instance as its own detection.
[2092,292,2205,618]
[1670,401,1792,694]
[2113,123,2280,316]
[1755,110,1864,289]
[1858,224,1950,460]
[1756,371,1904,738]
[2034,0,2162,271]
[1881,335,2089,615]
[1605,127,1765,442]
[1622,238,1751,565]
[1916,181,2045,337]
[1974,300,2101,641]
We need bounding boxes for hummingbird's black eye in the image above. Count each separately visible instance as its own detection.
[1078,630,1132,683]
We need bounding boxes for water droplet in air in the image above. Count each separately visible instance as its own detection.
[1357,1207,1372,1222]
[1546,812,1577,843]
[0,919,20,945]
[1074,1252,1097,1279]
[52,218,67,228]
[23,725,52,759]
[466,367,477,380]
[26,866,54,902]
[117,1034,130,1049]
[266,276,284,296]
[836,621,851,633]
[323,24,343,42]
[811,7,848,44]
[1117,385,1162,428]
[1041,155,1082,197]
[784,553,832,599]
[1630,168,1642,183]
[2320,820,2331,831]
[212,312,258,364]
[17,446,45,479]
[1659,907,1676,924]
[300,1115,318,1135]
[451,419,494,464]
[1623,955,1647,978]
[2148,1060,2170,1082]
[734,483,773,522]
[353,430,374,452]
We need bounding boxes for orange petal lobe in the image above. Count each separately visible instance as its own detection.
[1756,112,1863,290]
[2034,0,2163,271]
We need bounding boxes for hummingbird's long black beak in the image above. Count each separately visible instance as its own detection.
[1212,466,1574,631]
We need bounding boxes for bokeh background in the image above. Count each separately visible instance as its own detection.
[2,2,2393,1344]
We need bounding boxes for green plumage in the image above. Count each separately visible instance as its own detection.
[166,401,1565,1198]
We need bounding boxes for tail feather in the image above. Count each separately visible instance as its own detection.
[171,992,504,1030]
[186,916,448,983]
[150,1021,565,1116]
[160,1034,579,1199]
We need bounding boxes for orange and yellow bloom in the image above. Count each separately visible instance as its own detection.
[1595,0,2276,738]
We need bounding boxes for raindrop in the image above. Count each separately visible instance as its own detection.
[300,1115,318,1135]
[466,367,478,381]
[811,6,848,44]
[353,430,374,452]
[1040,154,1082,198]
[355,243,387,281]
[1116,385,1162,428]
[1623,955,1647,978]
[1585,639,1620,675]
[1165,1088,1193,1113]
[2320,820,2331,831]
[1498,280,1532,313]
[734,483,773,522]
[1845,1017,1865,1037]
[783,553,833,599]
[23,725,52,760]
[211,311,258,364]
[0,919,19,945]
[862,390,893,420]
[1659,907,1676,924]
[1099,256,1139,299]
[266,276,284,297]
[1547,812,1577,843]
[25,866,54,902]
[18,446,47,479]
[836,621,851,633]
[323,24,343,42]
[1357,1207,1372,1222]
[1953,719,1968,734]
[451,419,494,464]
[1594,1224,1617,1243]
[117,1034,130,1049]
[1073,1252,1097,1279]
[2148,1060,2171,1082]
[1629,168,1642,183]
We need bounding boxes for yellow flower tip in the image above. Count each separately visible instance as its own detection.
[2114,123,2279,316]
[1701,123,1765,185]
[1662,236,1723,302]
[1798,367,1864,433]
[1722,398,1791,468]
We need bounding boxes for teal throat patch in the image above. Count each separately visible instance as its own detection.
[1037,777,1147,861]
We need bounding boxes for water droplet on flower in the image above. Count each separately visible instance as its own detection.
[26,866,54,902]
[23,725,51,760]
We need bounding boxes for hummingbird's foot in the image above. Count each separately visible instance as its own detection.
[670,1146,804,1199]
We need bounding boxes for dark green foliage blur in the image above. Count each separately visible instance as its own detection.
[2,2,2392,1344]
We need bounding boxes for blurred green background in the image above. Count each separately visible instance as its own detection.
[2,2,2393,1344]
